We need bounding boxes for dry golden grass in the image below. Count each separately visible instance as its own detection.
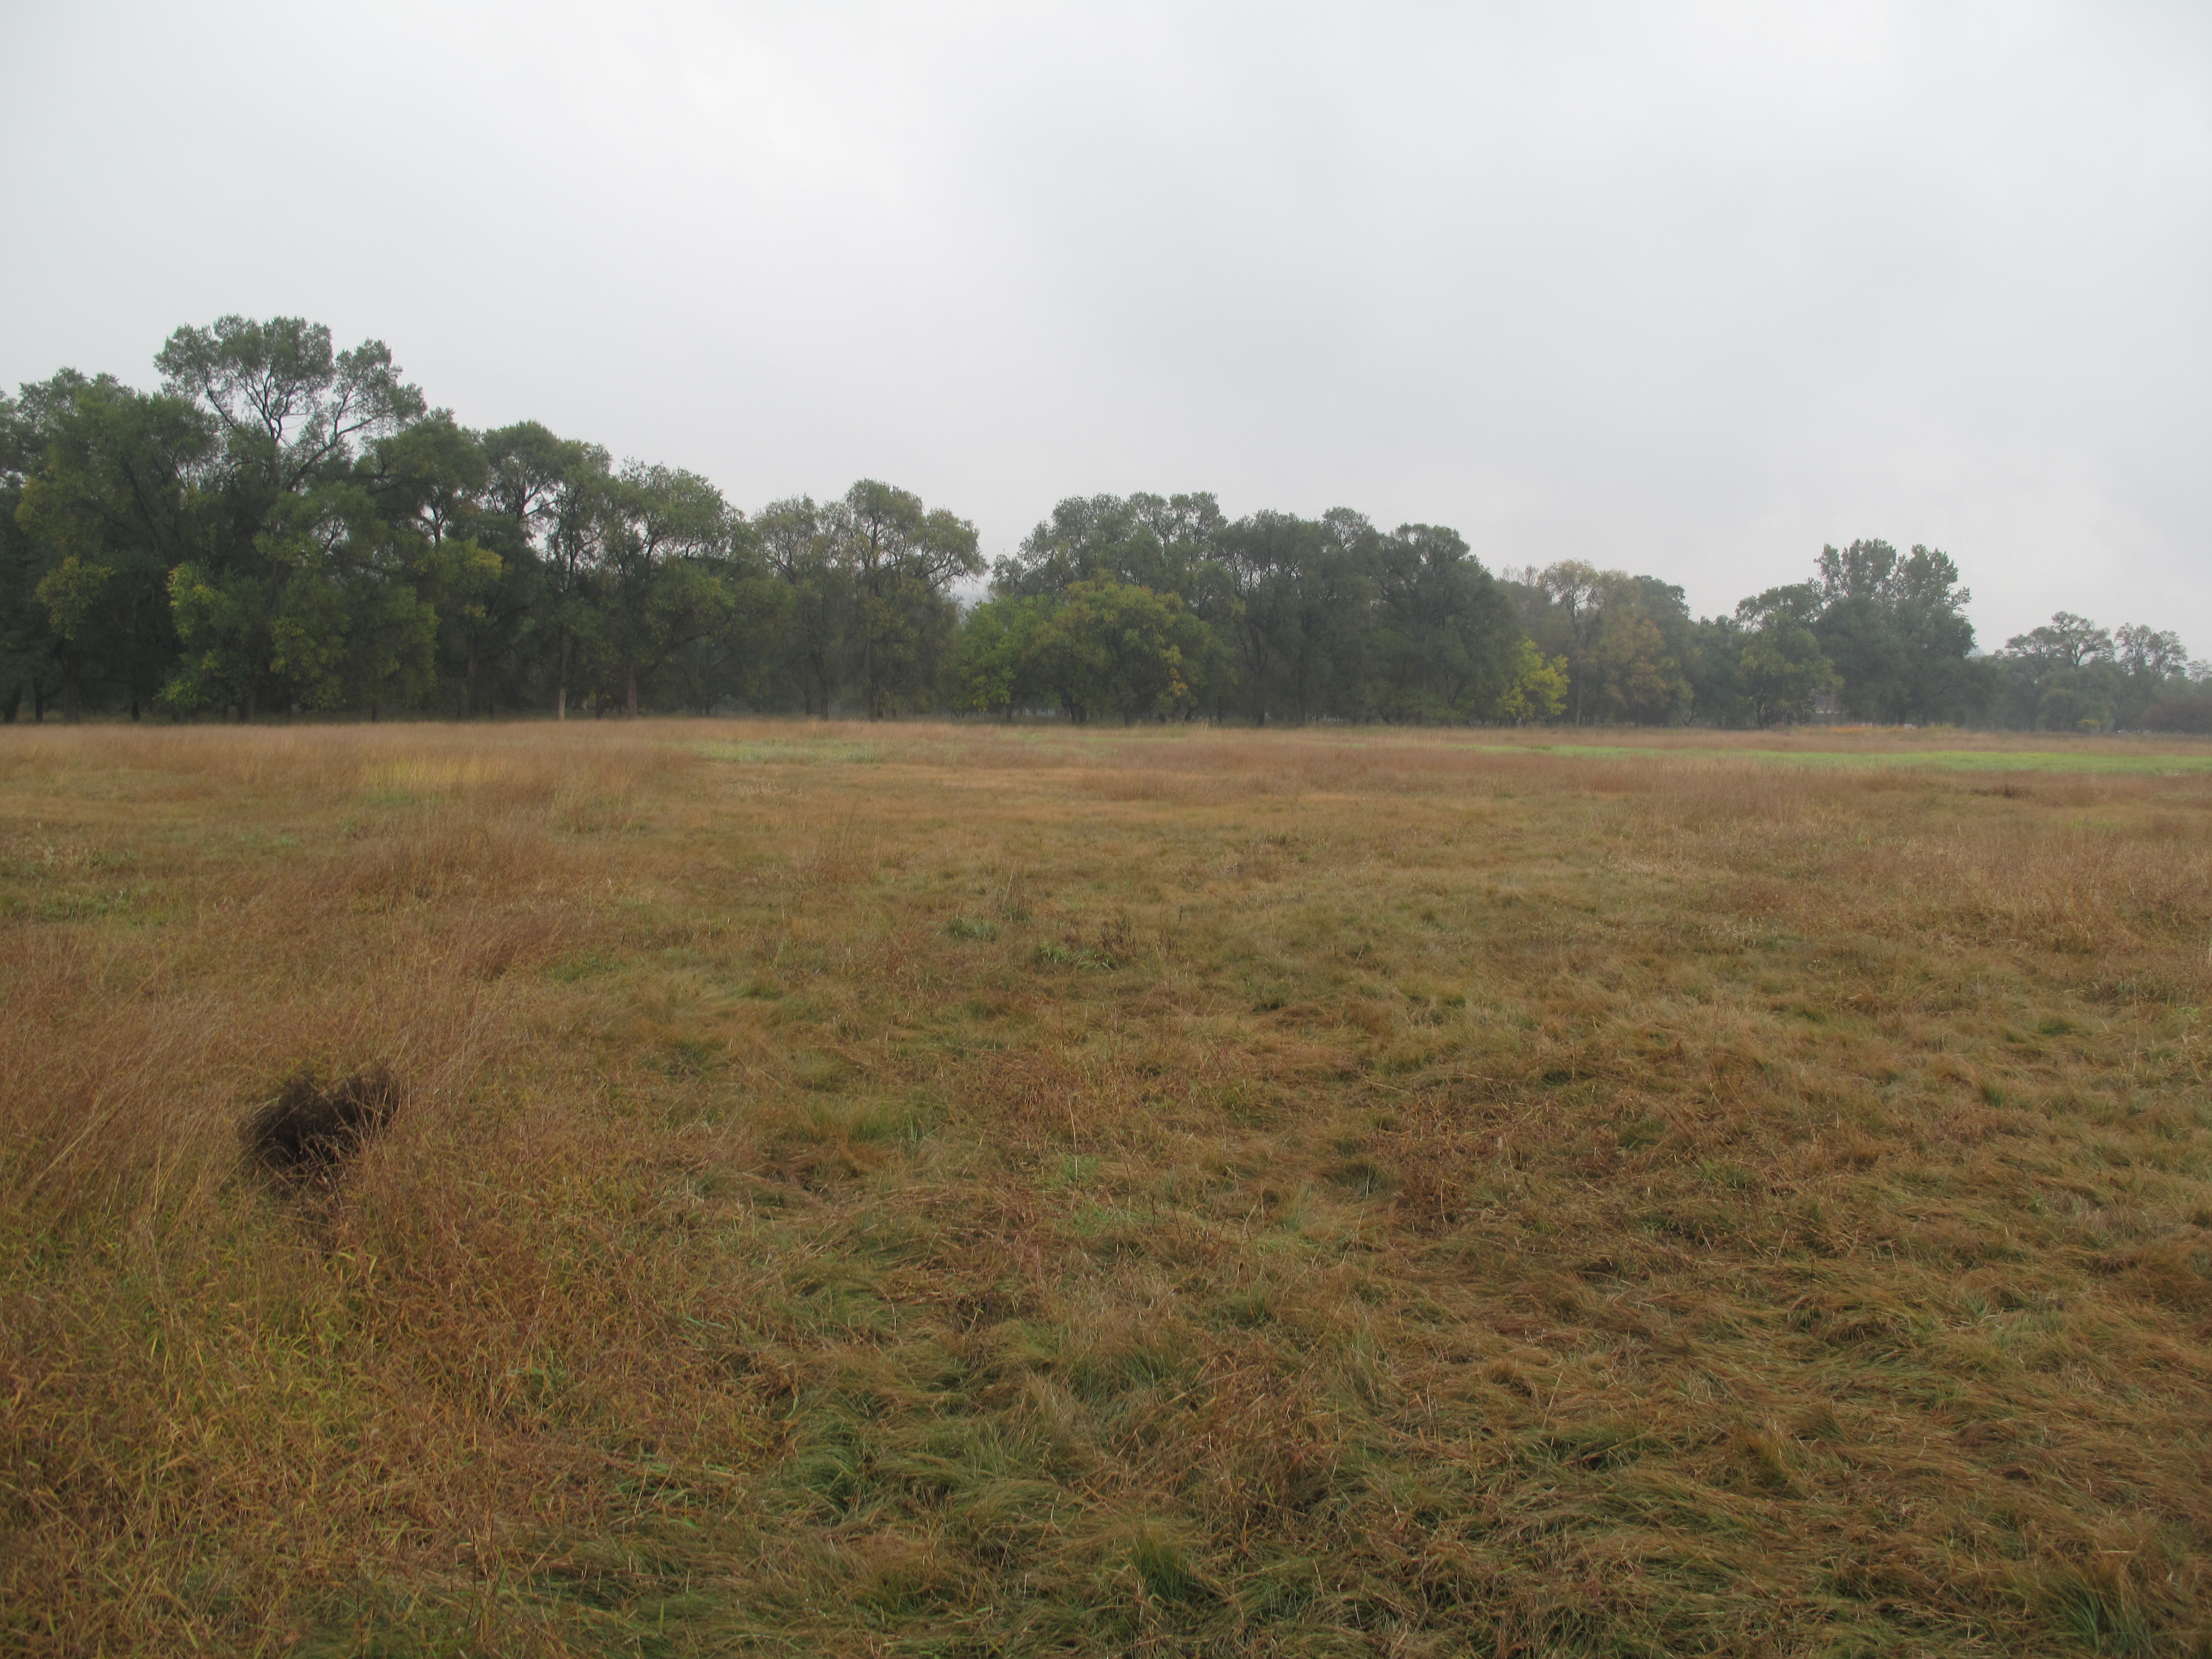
[4,719,2211,1656]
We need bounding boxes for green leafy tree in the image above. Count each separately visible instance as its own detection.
[537,441,615,719]
[824,480,981,717]
[156,316,424,500]
[954,593,1050,719]
[1366,523,1523,722]
[1998,611,2123,732]
[332,518,446,719]
[594,464,736,716]
[476,422,595,717]
[161,559,257,715]
[1732,584,1838,727]
[0,399,48,720]
[1589,607,1692,724]
[30,555,111,721]
[1218,509,1373,724]
[1811,540,1981,723]
[991,492,1240,718]
[756,496,853,715]
[153,316,426,717]
[1516,564,1692,725]
[2112,623,2195,730]
[2138,645,2212,733]
[8,372,212,719]
[994,492,1228,600]
[363,413,505,716]
[1495,638,1569,724]
[1514,562,1604,724]
[663,527,791,714]
[1026,580,1213,723]
[1684,616,1752,727]
[171,476,436,717]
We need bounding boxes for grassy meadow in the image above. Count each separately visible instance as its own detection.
[3,719,2210,1656]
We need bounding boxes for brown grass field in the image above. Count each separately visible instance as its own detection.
[4,719,2210,1657]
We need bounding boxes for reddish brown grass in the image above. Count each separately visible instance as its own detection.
[3,719,2209,1655]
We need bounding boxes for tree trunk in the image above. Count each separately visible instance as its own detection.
[862,586,878,719]
[625,662,638,717]
[123,590,148,724]
[462,641,477,719]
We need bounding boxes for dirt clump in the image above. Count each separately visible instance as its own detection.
[240,1064,400,1187]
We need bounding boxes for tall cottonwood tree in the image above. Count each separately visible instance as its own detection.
[594,464,737,716]
[995,491,1228,600]
[1217,509,1374,724]
[540,441,615,720]
[154,317,427,717]
[1810,539,1981,723]
[361,414,505,718]
[754,496,850,716]
[824,480,981,716]
[1730,584,1838,727]
[1365,523,1522,722]
[435,421,564,716]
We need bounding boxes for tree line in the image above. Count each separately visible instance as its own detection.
[4,315,2206,731]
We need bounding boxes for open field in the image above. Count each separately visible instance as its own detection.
[4,720,2211,1657]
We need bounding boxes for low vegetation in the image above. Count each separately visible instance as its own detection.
[4,720,2210,1655]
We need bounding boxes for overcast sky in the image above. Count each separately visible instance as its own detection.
[4,1,2206,647]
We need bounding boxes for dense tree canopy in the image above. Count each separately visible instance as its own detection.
[4,316,2202,728]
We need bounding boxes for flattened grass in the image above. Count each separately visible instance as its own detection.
[3,718,2210,1655]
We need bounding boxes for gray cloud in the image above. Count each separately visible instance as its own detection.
[4,0,2206,646]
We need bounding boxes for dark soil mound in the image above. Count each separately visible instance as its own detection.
[241,1064,399,1186]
